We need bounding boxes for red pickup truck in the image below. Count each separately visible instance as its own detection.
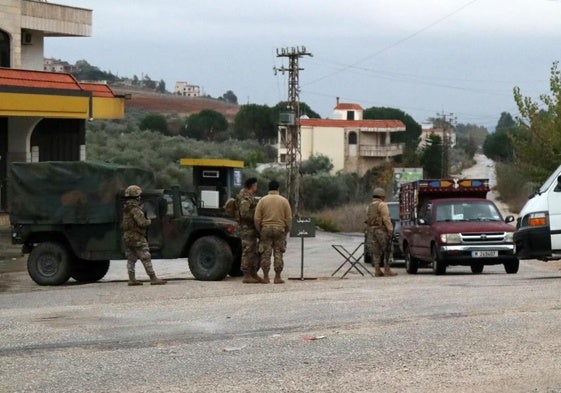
[398,179,519,275]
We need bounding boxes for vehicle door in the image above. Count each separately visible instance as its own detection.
[548,175,561,252]
[412,202,433,260]
[141,194,166,254]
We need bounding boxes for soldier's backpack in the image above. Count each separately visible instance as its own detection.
[224,197,239,219]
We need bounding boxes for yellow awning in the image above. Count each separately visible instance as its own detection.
[180,158,245,168]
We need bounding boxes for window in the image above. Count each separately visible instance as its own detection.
[348,131,357,145]
[346,111,355,120]
[0,30,10,68]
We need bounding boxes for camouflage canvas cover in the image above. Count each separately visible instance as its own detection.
[8,161,154,224]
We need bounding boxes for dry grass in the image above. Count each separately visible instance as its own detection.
[307,203,367,233]
[495,162,537,214]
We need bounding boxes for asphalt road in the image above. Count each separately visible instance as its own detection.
[2,155,561,392]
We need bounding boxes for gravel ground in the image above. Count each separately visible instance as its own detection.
[2,155,561,392]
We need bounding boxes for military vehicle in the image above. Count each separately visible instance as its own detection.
[8,161,242,285]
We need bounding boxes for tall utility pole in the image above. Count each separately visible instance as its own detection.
[274,46,312,214]
[437,112,456,178]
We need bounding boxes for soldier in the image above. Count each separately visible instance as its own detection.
[254,180,292,284]
[366,187,397,277]
[237,178,264,284]
[122,185,167,286]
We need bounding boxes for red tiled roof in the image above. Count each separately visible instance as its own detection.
[0,68,117,98]
[301,118,406,129]
[80,82,116,98]
[0,68,83,91]
[334,103,363,110]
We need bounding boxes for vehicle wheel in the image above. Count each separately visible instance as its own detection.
[504,259,519,274]
[27,242,71,285]
[471,262,484,274]
[188,236,233,281]
[70,259,110,283]
[431,246,446,275]
[404,246,418,274]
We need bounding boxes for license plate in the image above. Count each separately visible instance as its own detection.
[472,250,498,258]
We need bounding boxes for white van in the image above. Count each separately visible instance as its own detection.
[515,165,561,260]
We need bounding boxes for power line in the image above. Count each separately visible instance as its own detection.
[303,0,480,87]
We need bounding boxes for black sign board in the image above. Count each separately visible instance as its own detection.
[290,217,316,238]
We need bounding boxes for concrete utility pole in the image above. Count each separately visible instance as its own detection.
[274,46,312,214]
[437,112,456,178]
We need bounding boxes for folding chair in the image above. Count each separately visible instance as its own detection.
[331,243,374,279]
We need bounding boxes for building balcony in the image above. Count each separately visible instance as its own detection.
[359,143,404,157]
[21,1,92,37]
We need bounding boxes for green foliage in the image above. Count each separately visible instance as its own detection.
[421,134,443,178]
[496,112,516,130]
[221,90,238,104]
[512,61,561,181]
[184,109,228,141]
[233,104,275,142]
[301,154,333,174]
[139,113,169,134]
[72,59,118,82]
[455,123,488,151]
[156,80,166,93]
[363,107,422,166]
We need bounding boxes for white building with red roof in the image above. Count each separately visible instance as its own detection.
[278,98,406,175]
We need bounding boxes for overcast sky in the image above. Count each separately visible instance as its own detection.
[46,0,561,129]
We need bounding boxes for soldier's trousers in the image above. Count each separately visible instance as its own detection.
[240,228,259,273]
[369,227,390,269]
[125,244,155,276]
[259,226,287,273]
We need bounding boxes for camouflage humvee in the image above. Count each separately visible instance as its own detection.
[8,161,242,285]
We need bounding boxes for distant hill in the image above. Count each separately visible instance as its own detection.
[112,88,240,121]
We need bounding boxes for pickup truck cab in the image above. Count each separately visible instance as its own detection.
[399,179,518,275]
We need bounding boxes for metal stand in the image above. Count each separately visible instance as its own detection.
[289,237,317,281]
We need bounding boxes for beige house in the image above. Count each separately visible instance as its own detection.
[174,81,201,97]
[278,100,406,175]
[419,123,456,149]
[0,1,126,212]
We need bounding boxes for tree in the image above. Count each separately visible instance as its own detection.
[142,74,157,90]
[301,154,333,174]
[496,112,516,130]
[184,109,228,141]
[363,107,422,166]
[156,79,166,93]
[132,75,139,86]
[221,90,238,104]
[139,113,169,134]
[420,134,443,178]
[511,61,561,181]
[233,104,275,142]
[72,59,117,82]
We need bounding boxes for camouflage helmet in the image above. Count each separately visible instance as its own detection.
[372,187,386,199]
[125,185,142,198]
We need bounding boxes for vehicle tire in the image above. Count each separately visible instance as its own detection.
[431,246,446,275]
[471,262,484,274]
[27,242,72,285]
[404,245,418,274]
[70,259,110,283]
[504,259,519,274]
[188,236,233,281]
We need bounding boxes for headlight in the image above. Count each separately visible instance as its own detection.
[504,232,514,242]
[527,212,548,227]
[440,233,461,244]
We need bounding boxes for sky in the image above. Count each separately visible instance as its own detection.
[46,0,561,129]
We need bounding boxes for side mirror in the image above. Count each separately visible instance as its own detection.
[505,215,515,224]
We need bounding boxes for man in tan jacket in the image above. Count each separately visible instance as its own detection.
[254,180,292,283]
[366,187,397,277]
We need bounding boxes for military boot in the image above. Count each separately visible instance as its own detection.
[384,266,398,277]
[242,272,261,284]
[262,269,271,284]
[149,274,167,285]
[127,271,143,286]
[274,271,285,284]
[374,266,385,277]
[250,269,265,283]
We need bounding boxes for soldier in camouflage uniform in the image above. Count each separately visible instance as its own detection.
[254,180,292,284]
[366,187,397,277]
[237,178,264,284]
[122,185,167,286]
